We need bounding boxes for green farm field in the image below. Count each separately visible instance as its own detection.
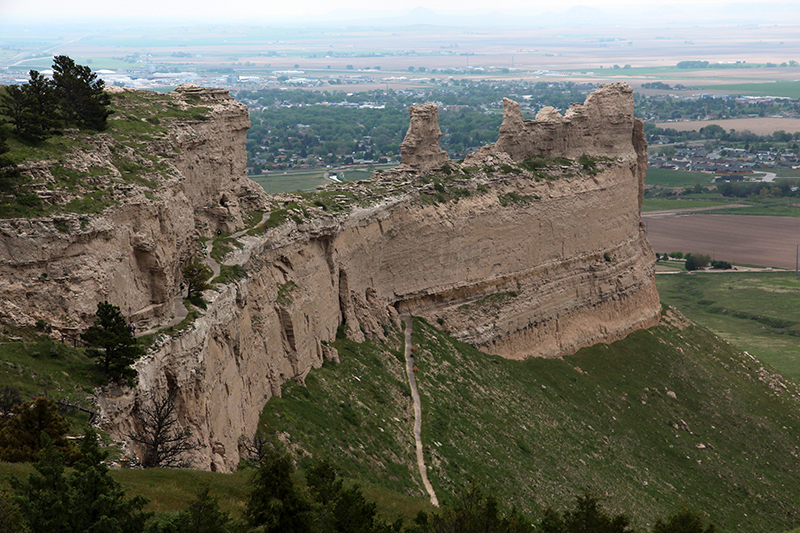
[657,271,800,381]
[642,198,728,212]
[250,165,394,194]
[644,168,715,187]
[695,81,800,98]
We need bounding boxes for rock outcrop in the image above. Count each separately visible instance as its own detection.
[398,102,451,172]
[1,82,659,471]
[95,83,660,471]
[0,86,267,332]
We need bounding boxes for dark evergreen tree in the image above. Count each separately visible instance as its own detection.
[0,385,23,422]
[173,486,233,533]
[537,490,634,533]
[12,428,150,533]
[51,55,111,130]
[0,85,31,137]
[400,480,533,533]
[0,127,19,194]
[652,507,715,533]
[0,397,77,463]
[81,301,141,382]
[182,260,213,300]
[0,489,29,533]
[67,427,151,533]
[537,508,566,533]
[23,70,61,137]
[244,446,312,533]
[306,459,395,533]
[10,434,72,533]
[0,70,59,142]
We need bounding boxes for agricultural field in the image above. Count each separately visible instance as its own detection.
[644,168,716,188]
[657,271,800,381]
[655,117,800,135]
[645,214,800,269]
[4,21,800,91]
[641,199,729,212]
[249,164,393,194]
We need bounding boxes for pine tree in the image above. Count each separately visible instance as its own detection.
[0,127,18,194]
[182,260,212,300]
[244,446,312,533]
[10,434,72,533]
[67,427,150,533]
[0,70,59,142]
[173,486,232,533]
[51,55,111,131]
[652,507,715,533]
[0,490,29,533]
[537,490,634,533]
[11,428,150,533]
[0,397,76,463]
[81,301,141,382]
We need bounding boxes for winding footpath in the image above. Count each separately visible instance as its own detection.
[403,316,439,507]
[135,215,271,337]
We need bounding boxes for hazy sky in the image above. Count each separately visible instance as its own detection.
[1,0,741,24]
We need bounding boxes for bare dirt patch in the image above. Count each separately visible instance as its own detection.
[645,214,800,269]
[655,118,800,135]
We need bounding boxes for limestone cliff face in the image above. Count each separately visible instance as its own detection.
[95,83,659,471]
[0,85,266,332]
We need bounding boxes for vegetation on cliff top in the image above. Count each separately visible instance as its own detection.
[0,79,214,219]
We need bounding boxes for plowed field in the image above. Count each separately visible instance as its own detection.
[644,214,800,269]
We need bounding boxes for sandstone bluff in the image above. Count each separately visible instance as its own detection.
[0,82,659,471]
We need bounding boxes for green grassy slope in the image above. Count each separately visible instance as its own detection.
[645,168,714,187]
[3,310,800,531]
[0,337,105,431]
[255,313,800,532]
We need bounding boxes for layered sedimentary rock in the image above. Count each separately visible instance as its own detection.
[398,102,451,172]
[1,82,658,470]
[0,85,266,332]
[95,83,659,471]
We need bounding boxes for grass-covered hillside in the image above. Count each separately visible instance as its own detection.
[2,305,800,531]
[255,311,800,533]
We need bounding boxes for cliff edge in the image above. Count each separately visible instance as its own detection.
[0,85,267,334]
[0,82,658,471]
[94,82,659,471]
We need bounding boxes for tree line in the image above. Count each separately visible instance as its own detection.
[0,56,112,208]
[717,180,800,199]
[0,433,717,533]
[0,55,111,143]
